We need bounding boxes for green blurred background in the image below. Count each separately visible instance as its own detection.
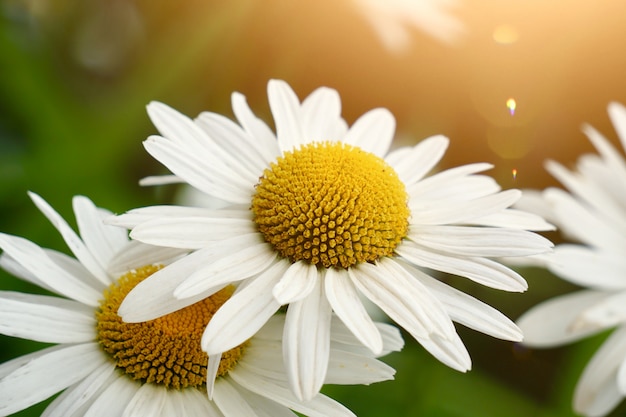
[2,0,626,416]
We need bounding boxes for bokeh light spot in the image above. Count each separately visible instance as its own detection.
[493,24,520,44]
[507,98,517,115]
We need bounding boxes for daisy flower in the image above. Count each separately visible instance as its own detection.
[110,79,554,400]
[0,193,402,417]
[351,0,465,52]
[517,102,626,417]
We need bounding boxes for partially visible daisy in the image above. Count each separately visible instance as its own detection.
[351,0,465,52]
[110,79,554,400]
[0,193,401,417]
[516,102,626,417]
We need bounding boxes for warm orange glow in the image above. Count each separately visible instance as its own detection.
[493,24,520,44]
[26,0,626,192]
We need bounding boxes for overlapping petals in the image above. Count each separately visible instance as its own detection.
[517,102,626,417]
[111,79,553,400]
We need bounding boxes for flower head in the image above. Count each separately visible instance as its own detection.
[0,193,401,417]
[516,102,626,417]
[111,79,553,400]
[351,0,466,52]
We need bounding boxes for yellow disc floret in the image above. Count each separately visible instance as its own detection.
[252,142,409,269]
[96,265,245,389]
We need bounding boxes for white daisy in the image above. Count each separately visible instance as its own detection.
[110,79,554,400]
[351,0,465,52]
[516,102,626,417]
[0,193,401,417]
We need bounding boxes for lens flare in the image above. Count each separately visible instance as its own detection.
[506,98,516,115]
[512,168,518,180]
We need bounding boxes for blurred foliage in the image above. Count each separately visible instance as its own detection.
[1,1,625,416]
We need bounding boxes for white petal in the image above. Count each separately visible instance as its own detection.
[471,208,555,231]
[84,375,138,417]
[0,233,102,306]
[0,253,48,290]
[330,118,349,140]
[131,216,256,249]
[325,349,396,385]
[195,111,268,177]
[228,367,357,417]
[417,332,472,372]
[237,340,286,382]
[147,101,208,150]
[206,354,220,400]
[386,135,449,185]
[178,387,223,416]
[0,291,95,343]
[143,136,252,204]
[268,79,305,153]
[574,326,626,417]
[231,91,280,164]
[235,388,296,417]
[300,86,343,142]
[350,259,455,341]
[107,241,188,277]
[357,1,411,52]
[618,357,626,395]
[513,189,558,223]
[577,153,626,210]
[138,174,184,186]
[251,314,286,341]
[548,245,626,290]
[608,101,626,153]
[45,249,107,290]
[397,242,528,291]
[324,268,383,354]
[107,204,241,229]
[73,196,129,272]
[517,290,609,347]
[119,247,226,322]
[122,383,166,417]
[201,260,288,354]
[421,178,503,208]
[407,162,495,198]
[0,346,51,379]
[327,318,404,356]
[0,343,104,416]
[376,322,405,354]
[159,390,178,417]
[148,101,262,186]
[283,277,332,400]
[578,291,626,331]
[545,159,626,232]
[42,361,116,417]
[410,189,521,226]
[28,192,109,285]
[343,108,395,158]
[582,124,626,203]
[272,261,318,304]
[174,184,234,210]
[213,377,259,416]
[544,187,626,251]
[174,240,276,299]
[407,225,552,257]
[131,210,259,249]
[405,265,522,341]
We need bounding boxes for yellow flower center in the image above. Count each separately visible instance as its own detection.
[96,265,245,389]
[251,142,409,269]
